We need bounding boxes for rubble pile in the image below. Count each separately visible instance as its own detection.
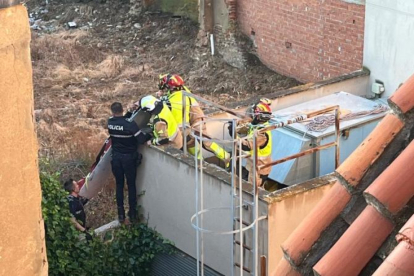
[28,0,300,227]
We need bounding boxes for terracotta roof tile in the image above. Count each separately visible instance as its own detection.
[364,140,414,215]
[373,215,414,276]
[389,74,414,114]
[271,258,302,276]
[336,113,404,186]
[313,206,394,276]
[281,182,350,266]
[372,241,414,276]
[397,215,414,243]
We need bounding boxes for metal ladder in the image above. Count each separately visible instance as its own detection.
[232,134,263,276]
[189,117,265,276]
[182,91,267,276]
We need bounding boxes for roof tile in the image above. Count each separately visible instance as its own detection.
[336,113,404,186]
[372,241,414,276]
[397,214,414,244]
[271,258,302,276]
[313,205,394,276]
[281,182,350,265]
[389,74,414,114]
[373,215,414,276]
[364,140,414,214]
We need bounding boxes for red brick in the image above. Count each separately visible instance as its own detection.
[237,0,366,82]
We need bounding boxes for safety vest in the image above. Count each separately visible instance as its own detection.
[153,103,179,140]
[248,122,272,159]
[167,87,198,127]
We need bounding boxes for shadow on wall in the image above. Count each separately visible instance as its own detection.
[149,0,198,21]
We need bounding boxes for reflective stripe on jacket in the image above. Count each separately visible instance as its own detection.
[248,122,272,159]
[167,87,199,128]
[153,103,179,141]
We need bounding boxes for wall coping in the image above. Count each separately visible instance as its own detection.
[341,0,365,5]
[264,174,337,204]
[204,69,370,115]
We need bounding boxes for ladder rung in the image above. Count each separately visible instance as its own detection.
[235,262,252,274]
[233,196,254,206]
[235,217,250,226]
[234,240,253,251]
[243,201,254,206]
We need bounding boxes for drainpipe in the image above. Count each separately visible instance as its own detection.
[0,0,21,9]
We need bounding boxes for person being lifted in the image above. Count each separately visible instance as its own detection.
[139,95,183,150]
[229,98,273,187]
[157,73,231,167]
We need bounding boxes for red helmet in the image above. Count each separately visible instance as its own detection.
[158,74,185,91]
[253,101,272,122]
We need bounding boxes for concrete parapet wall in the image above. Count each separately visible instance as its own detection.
[137,145,268,275]
[266,175,336,275]
[136,145,335,274]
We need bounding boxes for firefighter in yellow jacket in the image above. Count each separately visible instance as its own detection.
[230,99,273,187]
[139,95,183,150]
[157,73,231,167]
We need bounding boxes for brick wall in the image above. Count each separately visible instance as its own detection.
[237,0,365,83]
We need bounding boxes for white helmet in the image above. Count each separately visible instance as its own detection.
[140,95,160,112]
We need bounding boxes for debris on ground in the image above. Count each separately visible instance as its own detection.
[27,0,301,227]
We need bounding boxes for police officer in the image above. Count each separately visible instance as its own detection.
[108,102,144,224]
[64,179,92,240]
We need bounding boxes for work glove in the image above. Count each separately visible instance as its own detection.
[152,138,169,146]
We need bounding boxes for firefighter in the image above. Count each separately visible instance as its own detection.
[230,99,273,187]
[157,73,231,167]
[139,95,183,150]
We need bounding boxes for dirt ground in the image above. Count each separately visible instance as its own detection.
[28,0,300,228]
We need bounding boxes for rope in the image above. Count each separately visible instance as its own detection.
[305,104,389,132]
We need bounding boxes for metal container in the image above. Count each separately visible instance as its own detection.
[269,92,387,185]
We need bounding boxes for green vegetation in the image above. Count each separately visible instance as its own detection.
[41,169,172,276]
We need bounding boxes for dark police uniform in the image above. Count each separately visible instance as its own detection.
[68,195,88,227]
[108,113,143,221]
